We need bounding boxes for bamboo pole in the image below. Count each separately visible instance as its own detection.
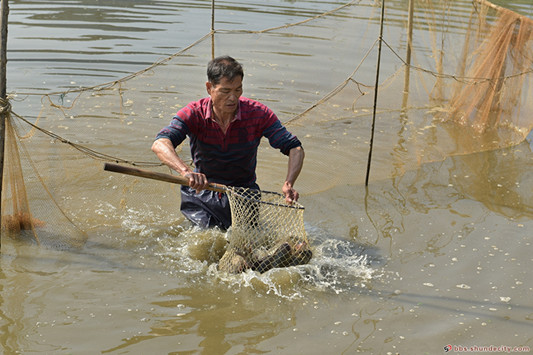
[0,0,9,246]
[0,0,6,98]
[365,0,386,186]
[211,0,215,59]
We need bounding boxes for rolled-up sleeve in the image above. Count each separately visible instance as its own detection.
[263,120,302,156]
[155,114,190,148]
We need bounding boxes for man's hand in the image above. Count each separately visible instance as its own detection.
[185,172,210,193]
[151,138,210,193]
[282,181,299,204]
[283,146,304,204]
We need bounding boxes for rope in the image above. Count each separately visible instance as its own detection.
[11,111,163,167]
[383,39,533,84]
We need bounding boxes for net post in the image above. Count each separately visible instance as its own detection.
[365,0,386,186]
[0,0,6,99]
[0,0,9,249]
[211,0,215,59]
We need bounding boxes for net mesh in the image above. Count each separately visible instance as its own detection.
[218,188,310,273]
[2,113,39,243]
[2,111,88,248]
[446,1,533,134]
[1,0,533,267]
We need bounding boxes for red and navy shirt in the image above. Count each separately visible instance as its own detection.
[156,96,302,187]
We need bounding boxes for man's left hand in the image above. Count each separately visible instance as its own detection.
[282,181,299,204]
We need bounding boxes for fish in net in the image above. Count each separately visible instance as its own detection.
[218,187,312,274]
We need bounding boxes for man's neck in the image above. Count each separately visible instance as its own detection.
[212,108,235,134]
[212,104,237,124]
[213,111,233,124]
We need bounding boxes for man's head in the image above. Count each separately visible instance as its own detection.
[206,56,244,119]
[207,56,244,86]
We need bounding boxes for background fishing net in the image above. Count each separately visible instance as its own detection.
[2,0,533,265]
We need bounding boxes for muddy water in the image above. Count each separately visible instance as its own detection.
[2,0,533,354]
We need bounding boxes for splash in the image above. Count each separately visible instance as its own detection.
[152,222,379,299]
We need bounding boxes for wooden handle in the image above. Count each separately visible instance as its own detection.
[104,163,227,193]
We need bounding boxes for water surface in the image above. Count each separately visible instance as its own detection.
[2,1,533,354]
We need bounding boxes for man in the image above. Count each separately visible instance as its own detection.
[152,55,304,230]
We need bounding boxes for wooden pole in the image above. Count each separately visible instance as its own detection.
[103,163,227,193]
[0,0,9,245]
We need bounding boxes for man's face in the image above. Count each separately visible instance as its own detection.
[206,76,243,118]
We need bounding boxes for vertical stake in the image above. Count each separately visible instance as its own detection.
[211,0,215,59]
[0,0,6,98]
[365,0,386,186]
[0,0,9,247]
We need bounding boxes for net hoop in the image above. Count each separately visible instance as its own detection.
[228,187,305,210]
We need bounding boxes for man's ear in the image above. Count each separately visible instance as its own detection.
[206,81,212,95]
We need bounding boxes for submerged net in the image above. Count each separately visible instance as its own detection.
[219,188,310,273]
[1,0,533,261]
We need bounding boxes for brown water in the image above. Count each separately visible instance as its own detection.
[2,0,533,354]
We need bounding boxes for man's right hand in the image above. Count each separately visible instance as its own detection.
[151,138,210,193]
[184,171,210,193]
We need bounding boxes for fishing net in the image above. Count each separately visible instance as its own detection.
[1,109,88,248]
[1,111,39,243]
[219,188,310,273]
[445,1,533,135]
[1,0,533,265]
[102,163,310,273]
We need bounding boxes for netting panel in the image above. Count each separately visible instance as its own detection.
[447,2,533,134]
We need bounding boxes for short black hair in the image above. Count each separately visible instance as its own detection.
[207,56,244,85]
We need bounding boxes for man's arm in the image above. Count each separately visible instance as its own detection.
[151,138,209,191]
[282,146,305,204]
